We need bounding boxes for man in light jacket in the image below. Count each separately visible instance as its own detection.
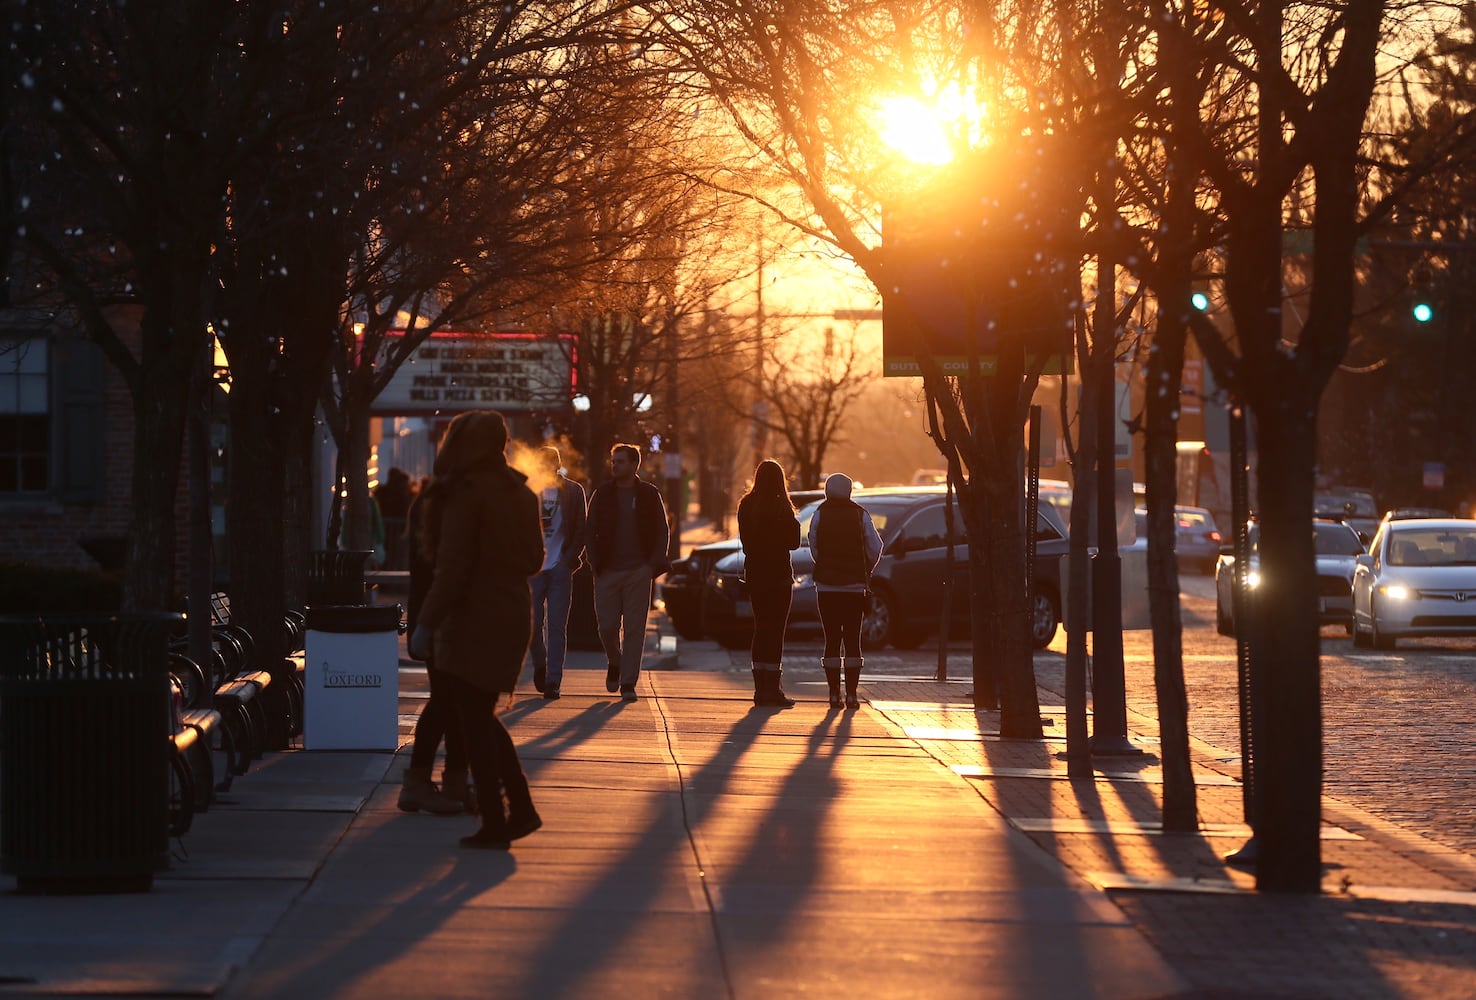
[526,446,587,701]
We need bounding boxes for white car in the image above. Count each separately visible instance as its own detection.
[1215,518,1366,636]
[1352,518,1476,648]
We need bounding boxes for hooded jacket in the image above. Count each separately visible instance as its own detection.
[417,411,545,694]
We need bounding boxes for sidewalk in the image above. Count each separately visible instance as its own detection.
[3,638,1476,997]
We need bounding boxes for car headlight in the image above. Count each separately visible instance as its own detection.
[1378,583,1410,600]
[792,572,812,589]
[1246,570,1261,589]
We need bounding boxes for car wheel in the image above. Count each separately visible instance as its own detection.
[1370,601,1395,650]
[1351,617,1370,647]
[1030,588,1059,649]
[1216,594,1234,636]
[862,588,900,648]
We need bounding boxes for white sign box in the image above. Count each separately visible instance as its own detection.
[304,629,400,750]
[375,332,574,413]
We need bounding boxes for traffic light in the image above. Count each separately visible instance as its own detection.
[1190,277,1212,313]
[1411,264,1434,323]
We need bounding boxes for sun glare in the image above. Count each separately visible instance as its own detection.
[878,96,955,166]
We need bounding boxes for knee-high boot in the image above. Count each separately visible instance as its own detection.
[843,656,863,710]
[823,657,843,709]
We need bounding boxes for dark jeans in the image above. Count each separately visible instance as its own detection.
[748,577,793,665]
[438,670,534,828]
[529,563,574,686]
[409,660,467,773]
[818,591,867,659]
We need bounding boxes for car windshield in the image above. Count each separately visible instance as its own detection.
[1387,527,1476,566]
[1314,522,1365,556]
[1239,522,1363,556]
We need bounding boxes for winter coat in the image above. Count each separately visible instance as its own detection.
[417,417,544,694]
[582,477,671,577]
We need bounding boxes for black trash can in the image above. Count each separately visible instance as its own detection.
[0,612,182,894]
[307,550,372,606]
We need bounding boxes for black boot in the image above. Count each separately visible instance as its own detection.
[844,656,863,710]
[503,773,542,841]
[751,666,794,708]
[771,668,795,707]
[459,818,512,849]
[823,657,842,709]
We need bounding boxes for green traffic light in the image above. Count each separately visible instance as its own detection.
[1191,291,1210,311]
[1412,302,1433,323]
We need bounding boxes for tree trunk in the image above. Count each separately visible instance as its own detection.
[1248,391,1324,892]
[1143,314,1196,830]
[980,470,1044,738]
[120,299,206,611]
[337,389,374,557]
[122,378,189,611]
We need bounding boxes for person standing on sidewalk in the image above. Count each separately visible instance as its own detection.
[397,487,472,816]
[526,446,586,701]
[580,443,671,703]
[737,459,800,707]
[409,410,544,849]
[808,472,882,709]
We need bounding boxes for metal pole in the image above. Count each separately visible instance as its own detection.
[1225,401,1259,866]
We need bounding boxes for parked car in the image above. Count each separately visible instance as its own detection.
[1038,479,1073,529]
[700,486,1069,650]
[1352,517,1476,648]
[1214,517,1366,636]
[1169,505,1223,574]
[1380,507,1452,523]
[1314,488,1380,542]
[661,490,826,640]
[662,537,741,639]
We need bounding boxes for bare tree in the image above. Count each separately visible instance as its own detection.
[742,324,869,491]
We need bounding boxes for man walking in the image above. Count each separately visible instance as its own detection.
[527,446,586,701]
[581,443,671,702]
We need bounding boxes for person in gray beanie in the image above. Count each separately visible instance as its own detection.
[807,473,883,709]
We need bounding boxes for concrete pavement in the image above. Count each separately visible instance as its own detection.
[4,585,1476,996]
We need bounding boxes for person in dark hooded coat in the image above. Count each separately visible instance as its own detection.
[410,410,545,848]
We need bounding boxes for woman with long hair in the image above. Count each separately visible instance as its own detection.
[737,459,801,707]
[409,410,545,848]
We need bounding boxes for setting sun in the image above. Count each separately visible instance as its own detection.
[877,96,955,166]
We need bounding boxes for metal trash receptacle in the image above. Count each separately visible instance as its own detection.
[304,603,402,750]
[0,612,181,894]
[307,550,373,607]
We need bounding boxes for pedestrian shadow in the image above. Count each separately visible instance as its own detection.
[499,694,845,997]
[224,797,518,995]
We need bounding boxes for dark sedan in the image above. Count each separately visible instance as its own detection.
[700,487,1068,650]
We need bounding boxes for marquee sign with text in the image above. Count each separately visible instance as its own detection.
[374,332,575,413]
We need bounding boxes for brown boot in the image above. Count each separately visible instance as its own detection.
[398,766,464,815]
[440,769,479,816]
[823,657,843,709]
